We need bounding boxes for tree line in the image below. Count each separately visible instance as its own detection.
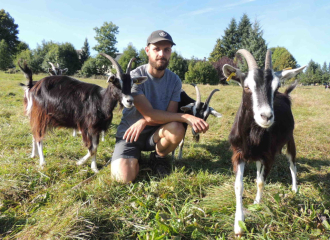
[0,9,328,85]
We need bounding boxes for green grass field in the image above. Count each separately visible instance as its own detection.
[0,71,329,239]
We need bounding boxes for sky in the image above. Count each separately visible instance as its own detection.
[2,0,330,67]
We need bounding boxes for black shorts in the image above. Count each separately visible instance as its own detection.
[111,126,159,162]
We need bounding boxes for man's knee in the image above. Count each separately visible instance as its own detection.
[111,158,139,183]
[165,122,185,139]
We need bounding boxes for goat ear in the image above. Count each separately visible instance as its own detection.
[209,107,222,118]
[62,68,68,74]
[132,76,148,85]
[180,103,195,113]
[107,75,116,83]
[274,65,306,82]
[222,64,244,84]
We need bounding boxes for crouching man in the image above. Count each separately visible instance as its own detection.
[111,30,209,183]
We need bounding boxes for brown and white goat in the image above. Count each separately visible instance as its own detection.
[19,54,147,173]
[222,49,306,236]
[173,84,221,159]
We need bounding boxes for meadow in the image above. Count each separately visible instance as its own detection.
[0,71,329,239]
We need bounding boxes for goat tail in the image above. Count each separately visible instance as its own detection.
[284,80,298,96]
[18,59,33,89]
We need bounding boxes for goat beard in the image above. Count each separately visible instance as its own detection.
[149,57,170,71]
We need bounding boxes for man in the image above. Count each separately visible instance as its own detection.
[111,30,209,183]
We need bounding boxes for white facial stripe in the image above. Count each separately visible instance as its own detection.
[245,70,275,128]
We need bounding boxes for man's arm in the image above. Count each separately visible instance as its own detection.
[134,94,208,132]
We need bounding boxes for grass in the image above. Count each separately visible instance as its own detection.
[0,71,329,239]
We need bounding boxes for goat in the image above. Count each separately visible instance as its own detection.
[172,84,222,160]
[222,49,306,236]
[48,62,68,76]
[18,54,147,173]
[20,62,68,116]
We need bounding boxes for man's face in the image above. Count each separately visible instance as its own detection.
[146,41,172,71]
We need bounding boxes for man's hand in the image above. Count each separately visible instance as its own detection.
[123,119,148,143]
[184,114,209,133]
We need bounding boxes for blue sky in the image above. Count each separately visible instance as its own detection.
[2,0,330,67]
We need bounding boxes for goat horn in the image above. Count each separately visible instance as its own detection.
[203,89,219,110]
[236,49,258,70]
[48,62,56,70]
[126,57,136,74]
[265,50,272,70]
[99,53,124,79]
[191,84,202,109]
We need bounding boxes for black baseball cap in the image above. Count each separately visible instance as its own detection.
[147,30,176,46]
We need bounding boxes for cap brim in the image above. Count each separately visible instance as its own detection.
[149,38,176,46]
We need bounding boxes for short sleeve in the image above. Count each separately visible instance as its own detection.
[171,75,182,102]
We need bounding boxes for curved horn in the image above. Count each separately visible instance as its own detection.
[99,53,124,79]
[203,89,220,109]
[236,49,258,70]
[48,62,56,70]
[126,57,136,74]
[191,84,201,109]
[265,50,272,70]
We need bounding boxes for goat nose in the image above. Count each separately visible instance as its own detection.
[261,113,273,121]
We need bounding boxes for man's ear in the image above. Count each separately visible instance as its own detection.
[132,76,148,85]
[222,64,245,84]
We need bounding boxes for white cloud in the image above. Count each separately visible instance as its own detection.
[180,7,214,17]
[224,0,256,8]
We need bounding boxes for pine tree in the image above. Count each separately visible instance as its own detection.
[221,18,238,59]
[240,20,267,71]
[80,38,90,66]
[208,38,225,63]
[237,14,252,48]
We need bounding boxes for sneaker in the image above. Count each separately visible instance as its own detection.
[149,151,171,176]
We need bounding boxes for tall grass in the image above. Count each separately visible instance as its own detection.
[0,71,329,239]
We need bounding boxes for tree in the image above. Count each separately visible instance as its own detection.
[118,43,139,71]
[185,59,218,85]
[321,61,329,84]
[237,14,252,47]
[240,20,267,71]
[221,18,238,59]
[168,51,188,80]
[80,38,90,67]
[270,47,298,71]
[80,57,99,77]
[213,56,238,84]
[15,41,29,53]
[138,48,148,66]
[0,9,19,55]
[42,42,80,75]
[0,39,12,70]
[93,21,119,57]
[208,38,226,63]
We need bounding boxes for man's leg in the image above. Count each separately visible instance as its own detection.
[111,158,139,183]
[153,122,186,157]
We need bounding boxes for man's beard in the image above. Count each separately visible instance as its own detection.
[149,57,169,71]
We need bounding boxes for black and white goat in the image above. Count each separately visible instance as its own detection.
[172,84,222,159]
[19,54,147,173]
[48,62,68,76]
[222,49,306,236]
